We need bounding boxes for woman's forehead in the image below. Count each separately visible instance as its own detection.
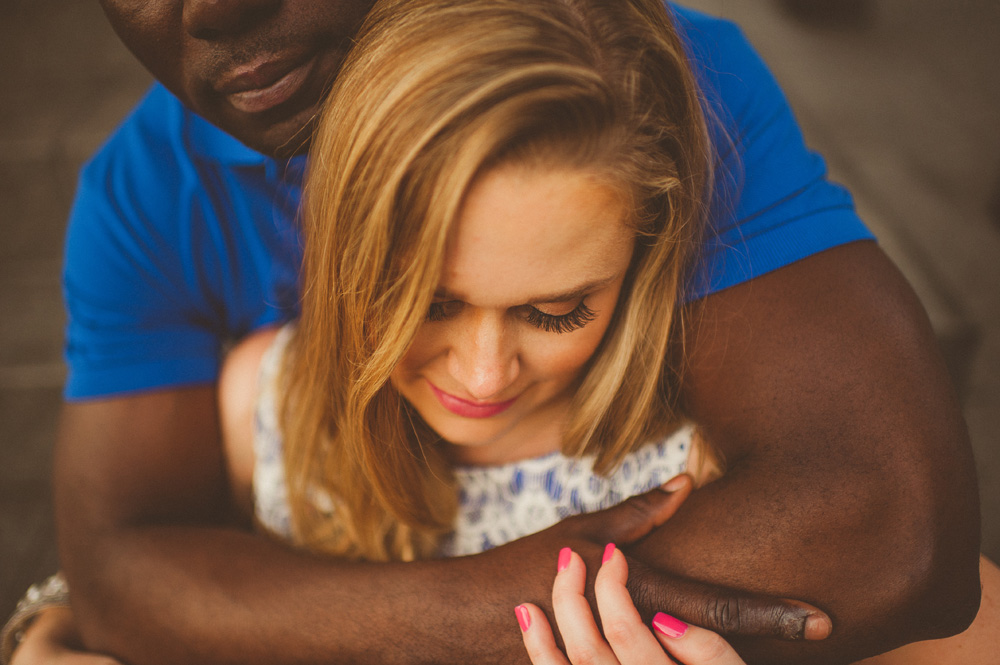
[441,165,634,306]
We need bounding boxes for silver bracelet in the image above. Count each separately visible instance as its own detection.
[0,573,70,665]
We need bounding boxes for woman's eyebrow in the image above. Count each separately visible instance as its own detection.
[434,274,620,304]
[528,275,619,303]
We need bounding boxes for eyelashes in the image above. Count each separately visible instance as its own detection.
[524,301,596,333]
[427,300,462,322]
[427,300,596,334]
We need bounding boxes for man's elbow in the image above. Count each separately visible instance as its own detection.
[906,542,982,640]
[848,438,981,648]
[884,472,982,643]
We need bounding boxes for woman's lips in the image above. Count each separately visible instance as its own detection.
[219,55,316,114]
[428,382,518,419]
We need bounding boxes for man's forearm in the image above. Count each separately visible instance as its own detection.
[65,480,720,665]
[626,242,981,664]
[59,244,980,665]
[69,525,522,665]
[54,389,531,665]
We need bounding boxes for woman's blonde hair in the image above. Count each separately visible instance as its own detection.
[281,0,713,561]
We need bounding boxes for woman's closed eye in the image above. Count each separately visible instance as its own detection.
[426,300,596,334]
[524,301,596,333]
[427,300,464,322]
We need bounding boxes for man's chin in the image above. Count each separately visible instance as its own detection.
[215,106,319,159]
[243,118,317,159]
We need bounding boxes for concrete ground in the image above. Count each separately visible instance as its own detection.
[1,0,998,623]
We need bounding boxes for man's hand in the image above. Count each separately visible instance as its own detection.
[54,407,828,665]
[475,475,831,649]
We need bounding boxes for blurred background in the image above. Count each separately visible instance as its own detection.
[1,0,998,620]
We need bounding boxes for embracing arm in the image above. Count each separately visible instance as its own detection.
[625,240,981,663]
[54,243,977,665]
[56,387,521,665]
[54,378,818,665]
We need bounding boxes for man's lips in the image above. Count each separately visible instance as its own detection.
[428,382,518,419]
[216,54,317,114]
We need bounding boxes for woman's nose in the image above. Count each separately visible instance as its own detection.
[183,0,282,40]
[447,313,520,401]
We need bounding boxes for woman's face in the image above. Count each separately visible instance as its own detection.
[390,164,635,465]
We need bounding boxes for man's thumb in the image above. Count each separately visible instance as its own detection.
[587,473,693,546]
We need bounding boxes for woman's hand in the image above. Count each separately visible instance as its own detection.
[10,608,122,665]
[516,544,746,664]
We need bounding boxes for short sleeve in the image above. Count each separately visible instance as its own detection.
[672,7,875,299]
[62,85,302,399]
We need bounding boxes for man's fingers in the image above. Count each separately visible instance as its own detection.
[626,566,832,641]
[570,475,692,546]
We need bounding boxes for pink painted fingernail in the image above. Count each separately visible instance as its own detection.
[602,542,616,564]
[557,547,572,572]
[652,612,688,638]
[516,605,531,632]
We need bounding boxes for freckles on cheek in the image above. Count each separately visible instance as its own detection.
[539,293,623,379]
[538,329,608,378]
[396,328,442,374]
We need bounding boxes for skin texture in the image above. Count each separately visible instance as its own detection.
[391,166,634,466]
[857,556,1000,665]
[47,1,981,663]
[97,0,374,157]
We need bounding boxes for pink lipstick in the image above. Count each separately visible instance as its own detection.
[428,382,517,419]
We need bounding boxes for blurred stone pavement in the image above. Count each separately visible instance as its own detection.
[1,0,998,622]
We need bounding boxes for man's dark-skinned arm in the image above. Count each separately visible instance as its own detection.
[54,243,979,665]
[54,390,820,665]
[624,240,981,663]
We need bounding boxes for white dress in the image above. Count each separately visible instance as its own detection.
[253,325,692,557]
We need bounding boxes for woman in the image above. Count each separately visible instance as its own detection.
[6,0,995,663]
[216,2,739,663]
[264,0,709,562]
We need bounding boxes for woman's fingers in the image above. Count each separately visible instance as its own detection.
[11,607,125,665]
[652,612,747,665]
[595,544,673,664]
[516,543,747,665]
[515,603,571,665]
[551,547,620,665]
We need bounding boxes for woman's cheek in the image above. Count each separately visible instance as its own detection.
[537,288,624,378]
[529,320,612,380]
[395,324,446,375]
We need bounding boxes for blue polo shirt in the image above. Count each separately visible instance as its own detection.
[62,5,873,400]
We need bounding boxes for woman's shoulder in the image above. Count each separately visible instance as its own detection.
[218,324,292,523]
[218,326,287,442]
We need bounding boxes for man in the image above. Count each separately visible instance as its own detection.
[14,0,982,663]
